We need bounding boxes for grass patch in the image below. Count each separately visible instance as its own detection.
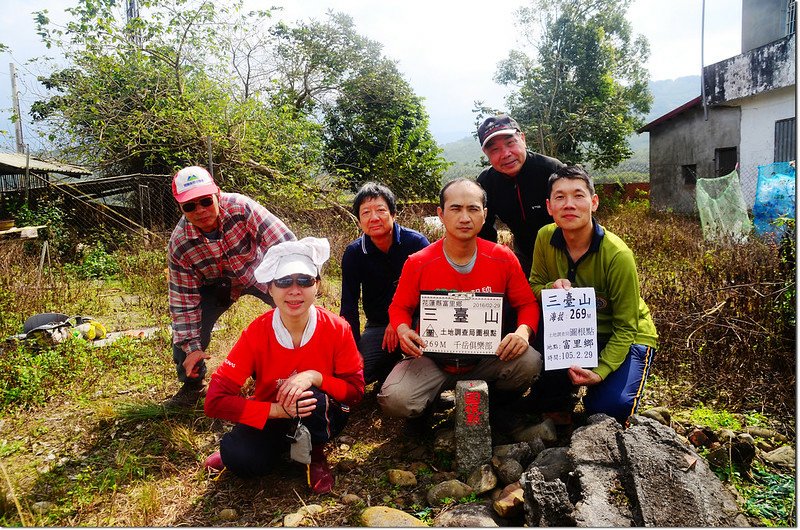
[688,405,743,430]
[710,460,796,527]
[741,464,796,527]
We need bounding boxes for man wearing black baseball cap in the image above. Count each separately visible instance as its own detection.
[476,114,564,278]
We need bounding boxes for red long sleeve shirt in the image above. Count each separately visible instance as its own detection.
[204,307,365,429]
[389,238,540,334]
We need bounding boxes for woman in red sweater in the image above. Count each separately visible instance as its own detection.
[203,237,365,494]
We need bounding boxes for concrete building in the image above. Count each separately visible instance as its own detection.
[639,0,796,213]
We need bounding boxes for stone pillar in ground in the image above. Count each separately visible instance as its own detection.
[455,380,492,478]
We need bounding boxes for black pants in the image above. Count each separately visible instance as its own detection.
[219,387,349,478]
[172,281,273,383]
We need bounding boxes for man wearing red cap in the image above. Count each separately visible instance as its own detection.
[167,166,295,407]
[476,114,564,279]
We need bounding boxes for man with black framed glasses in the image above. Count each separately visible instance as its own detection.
[167,165,296,407]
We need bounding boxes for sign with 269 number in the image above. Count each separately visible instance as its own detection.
[541,287,598,370]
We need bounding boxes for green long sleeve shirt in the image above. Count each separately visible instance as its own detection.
[530,221,658,380]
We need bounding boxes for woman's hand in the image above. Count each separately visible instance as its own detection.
[273,390,317,418]
[276,370,322,409]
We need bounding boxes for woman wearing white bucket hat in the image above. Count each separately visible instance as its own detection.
[202,237,365,494]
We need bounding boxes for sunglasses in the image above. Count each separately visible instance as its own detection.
[273,275,317,289]
[180,196,214,213]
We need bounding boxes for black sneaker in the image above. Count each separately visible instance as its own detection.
[164,381,206,408]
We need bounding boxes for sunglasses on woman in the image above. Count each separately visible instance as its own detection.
[273,275,317,288]
[180,196,215,213]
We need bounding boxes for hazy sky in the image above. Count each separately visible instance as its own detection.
[0,0,742,151]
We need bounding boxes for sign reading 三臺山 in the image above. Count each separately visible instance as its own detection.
[541,287,598,370]
[419,291,503,356]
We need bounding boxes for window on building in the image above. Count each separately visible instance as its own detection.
[788,0,796,36]
[775,117,796,162]
[715,147,738,176]
[682,164,697,186]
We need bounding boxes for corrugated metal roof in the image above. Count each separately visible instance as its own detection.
[0,152,91,176]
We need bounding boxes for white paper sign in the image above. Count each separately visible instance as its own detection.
[419,291,503,356]
[541,287,598,370]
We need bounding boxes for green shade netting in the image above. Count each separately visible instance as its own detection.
[695,170,752,243]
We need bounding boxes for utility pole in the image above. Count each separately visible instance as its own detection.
[9,63,24,153]
[700,0,708,121]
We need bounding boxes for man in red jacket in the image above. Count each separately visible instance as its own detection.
[378,178,542,430]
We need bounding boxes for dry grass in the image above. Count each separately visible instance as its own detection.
[599,200,795,426]
[0,199,795,525]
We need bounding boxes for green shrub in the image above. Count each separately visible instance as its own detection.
[65,244,121,279]
[0,337,146,411]
[8,201,76,259]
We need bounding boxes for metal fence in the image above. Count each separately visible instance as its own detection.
[2,172,175,250]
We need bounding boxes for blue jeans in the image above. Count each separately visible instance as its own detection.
[172,282,273,383]
[527,344,656,425]
[219,386,349,478]
[358,325,403,386]
[583,344,656,423]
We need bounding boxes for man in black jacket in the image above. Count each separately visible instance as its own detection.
[476,115,564,278]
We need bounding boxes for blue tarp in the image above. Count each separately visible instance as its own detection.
[753,161,796,241]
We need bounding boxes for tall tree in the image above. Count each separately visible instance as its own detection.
[271,12,448,199]
[495,0,651,169]
[31,0,323,194]
[268,12,385,112]
[323,60,449,199]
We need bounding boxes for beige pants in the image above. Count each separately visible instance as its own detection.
[377,346,542,418]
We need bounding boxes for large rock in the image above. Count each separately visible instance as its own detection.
[527,447,570,482]
[387,469,417,487]
[762,445,795,468]
[492,482,524,519]
[433,502,503,527]
[568,416,635,527]
[519,414,751,527]
[455,381,492,478]
[623,415,750,526]
[427,480,473,506]
[361,506,427,527]
[522,467,576,527]
[466,464,497,494]
[493,443,533,468]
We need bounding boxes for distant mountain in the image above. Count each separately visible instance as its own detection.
[646,76,701,122]
[440,75,701,181]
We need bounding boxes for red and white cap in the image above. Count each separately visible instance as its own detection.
[171,166,219,203]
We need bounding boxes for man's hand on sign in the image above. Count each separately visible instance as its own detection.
[552,278,572,289]
[396,323,426,358]
[382,325,399,352]
[496,325,530,361]
[183,350,211,379]
[568,365,601,386]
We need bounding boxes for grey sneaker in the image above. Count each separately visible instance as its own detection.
[164,381,206,408]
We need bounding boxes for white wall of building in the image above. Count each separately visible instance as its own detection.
[737,86,796,205]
